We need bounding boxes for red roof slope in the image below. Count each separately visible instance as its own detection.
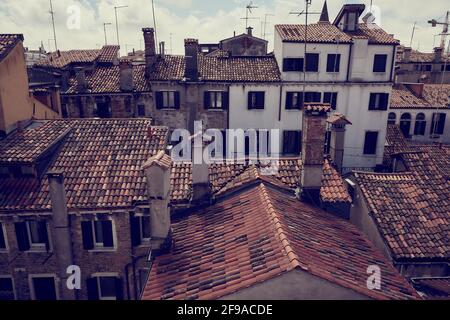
[0,34,23,62]
[142,183,419,300]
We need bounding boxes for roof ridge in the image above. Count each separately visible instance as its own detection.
[259,184,307,272]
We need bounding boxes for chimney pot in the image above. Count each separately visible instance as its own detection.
[74,67,87,92]
[119,59,133,92]
[142,27,157,76]
[405,82,424,98]
[247,27,253,36]
[184,38,199,81]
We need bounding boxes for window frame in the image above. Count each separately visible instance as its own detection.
[248,91,265,110]
[363,131,379,155]
[137,104,146,117]
[97,276,118,301]
[204,90,229,110]
[25,221,49,251]
[88,273,122,301]
[282,130,302,156]
[0,276,16,300]
[369,93,389,111]
[430,113,446,135]
[139,215,151,242]
[82,219,116,252]
[388,112,397,125]
[29,274,58,301]
[285,92,304,110]
[282,58,304,72]
[414,113,426,136]
[156,91,180,110]
[373,54,388,73]
[0,222,7,252]
[323,92,338,110]
[305,53,320,72]
[326,54,341,73]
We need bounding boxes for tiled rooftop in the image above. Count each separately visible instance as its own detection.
[390,85,450,109]
[0,34,23,62]
[412,278,450,299]
[35,45,119,69]
[0,119,168,212]
[275,23,398,45]
[142,182,419,300]
[397,47,450,63]
[170,158,350,205]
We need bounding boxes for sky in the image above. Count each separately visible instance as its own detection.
[0,0,449,55]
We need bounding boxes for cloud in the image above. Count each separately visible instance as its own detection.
[0,0,447,54]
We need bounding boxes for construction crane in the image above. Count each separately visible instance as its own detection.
[428,11,450,49]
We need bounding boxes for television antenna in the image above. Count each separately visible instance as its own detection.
[241,1,259,29]
[49,0,58,51]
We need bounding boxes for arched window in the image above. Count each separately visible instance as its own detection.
[400,113,412,138]
[414,113,426,136]
[387,112,397,125]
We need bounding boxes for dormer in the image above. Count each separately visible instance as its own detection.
[333,4,365,32]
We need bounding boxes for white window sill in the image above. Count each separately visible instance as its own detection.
[88,248,117,253]
[205,108,226,112]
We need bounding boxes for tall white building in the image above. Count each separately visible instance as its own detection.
[229,2,399,171]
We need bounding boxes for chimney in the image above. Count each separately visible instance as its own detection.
[142,28,157,76]
[247,27,253,36]
[434,47,443,63]
[142,150,172,251]
[119,60,133,92]
[319,0,330,23]
[405,82,424,98]
[191,129,211,204]
[47,171,76,300]
[327,113,352,173]
[184,39,199,82]
[301,104,331,200]
[160,41,165,59]
[403,47,412,62]
[74,67,87,93]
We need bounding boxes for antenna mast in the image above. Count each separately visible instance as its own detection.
[409,22,417,48]
[428,11,450,49]
[241,1,258,29]
[152,0,159,54]
[49,0,58,51]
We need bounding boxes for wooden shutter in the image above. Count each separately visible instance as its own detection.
[102,220,114,248]
[86,278,99,300]
[115,278,124,300]
[130,214,141,247]
[257,92,265,109]
[380,93,389,110]
[364,132,378,155]
[222,92,229,109]
[155,92,163,109]
[369,93,376,110]
[305,53,319,72]
[81,221,94,250]
[437,113,446,134]
[174,92,181,109]
[247,92,253,109]
[15,222,30,251]
[286,92,293,109]
[204,91,211,109]
[282,59,290,72]
[38,221,50,252]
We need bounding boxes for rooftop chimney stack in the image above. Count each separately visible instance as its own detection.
[247,27,253,36]
[47,171,76,300]
[301,104,331,200]
[75,67,87,93]
[434,47,443,63]
[403,47,412,62]
[184,39,199,82]
[160,41,165,59]
[405,82,425,98]
[191,128,211,204]
[119,60,134,92]
[327,113,352,173]
[142,28,157,77]
[142,151,173,252]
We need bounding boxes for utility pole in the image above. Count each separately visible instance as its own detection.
[428,11,450,49]
[114,5,128,52]
[49,0,58,51]
[409,22,417,48]
[152,0,159,54]
[290,0,321,104]
[103,22,112,45]
[241,1,258,30]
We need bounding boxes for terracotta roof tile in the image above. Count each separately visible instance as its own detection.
[327,113,352,125]
[390,85,450,109]
[0,34,23,62]
[0,119,168,212]
[321,159,352,203]
[142,183,419,300]
[412,278,450,299]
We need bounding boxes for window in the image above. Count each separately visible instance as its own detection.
[87,276,123,300]
[441,64,450,72]
[96,102,111,118]
[305,92,321,103]
[283,131,302,155]
[15,221,49,252]
[155,91,180,109]
[305,53,319,72]
[400,113,412,138]
[81,220,114,250]
[283,58,304,72]
[244,130,269,156]
[0,277,14,300]
[373,54,388,73]
[326,54,341,72]
[345,12,358,31]
[369,93,389,110]
[32,277,57,300]
[0,223,6,250]
[137,104,146,117]
[414,113,426,136]
[130,213,151,247]
[388,112,397,125]
[422,64,432,72]
[248,91,265,109]
[430,113,446,135]
[285,92,303,110]
[363,131,379,155]
[204,91,229,109]
[323,92,338,110]
[413,64,421,71]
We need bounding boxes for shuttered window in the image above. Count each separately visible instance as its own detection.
[373,54,388,72]
[0,277,14,300]
[283,58,304,72]
[81,220,114,250]
[248,92,265,109]
[430,113,446,135]
[155,91,180,109]
[285,92,303,110]
[0,223,6,250]
[87,276,123,300]
[363,131,379,155]
[369,93,389,110]
[283,131,302,155]
[326,54,341,72]
[15,221,49,252]
[323,92,338,110]
[32,277,57,301]
[130,212,151,247]
[204,91,229,109]
[305,53,319,72]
